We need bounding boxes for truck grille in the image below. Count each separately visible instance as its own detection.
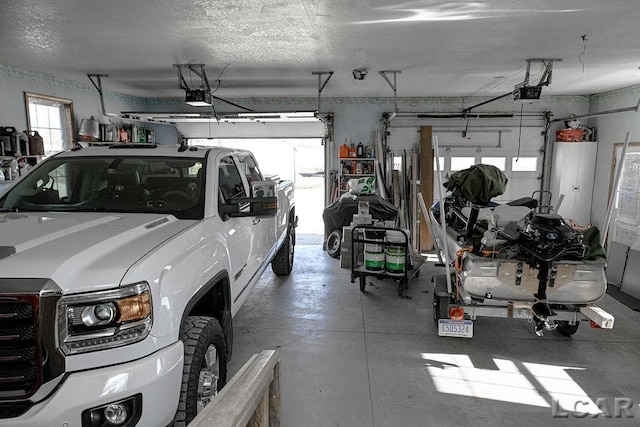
[0,297,41,400]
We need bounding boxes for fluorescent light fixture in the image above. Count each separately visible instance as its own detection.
[185,89,212,107]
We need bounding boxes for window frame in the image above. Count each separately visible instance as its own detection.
[24,92,75,155]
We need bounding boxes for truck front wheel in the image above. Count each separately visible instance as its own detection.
[272,227,295,276]
[173,316,228,426]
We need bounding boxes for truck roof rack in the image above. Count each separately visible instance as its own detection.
[108,143,158,149]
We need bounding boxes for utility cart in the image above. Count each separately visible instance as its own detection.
[350,225,421,296]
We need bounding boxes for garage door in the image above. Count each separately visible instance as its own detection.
[387,117,545,205]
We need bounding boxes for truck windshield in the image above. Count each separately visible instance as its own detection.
[0,156,205,220]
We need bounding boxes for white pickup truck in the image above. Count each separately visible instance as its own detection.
[0,144,296,426]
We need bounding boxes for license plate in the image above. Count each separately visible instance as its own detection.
[438,319,474,338]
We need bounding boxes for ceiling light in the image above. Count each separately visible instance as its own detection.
[185,89,213,107]
[352,69,368,80]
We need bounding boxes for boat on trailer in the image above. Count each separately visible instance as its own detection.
[427,164,614,338]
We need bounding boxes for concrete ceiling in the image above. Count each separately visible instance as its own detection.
[1,0,639,100]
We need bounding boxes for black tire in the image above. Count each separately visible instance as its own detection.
[173,316,228,427]
[432,291,449,326]
[359,276,366,292]
[221,309,233,361]
[271,226,295,276]
[556,320,580,336]
[326,230,342,259]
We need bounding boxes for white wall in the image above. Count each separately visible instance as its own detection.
[0,65,179,143]
[589,85,640,229]
[5,64,621,212]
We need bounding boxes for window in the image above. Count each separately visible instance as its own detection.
[24,92,74,156]
[481,157,506,171]
[0,156,205,220]
[237,154,264,183]
[218,156,247,202]
[450,157,476,171]
[511,157,538,172]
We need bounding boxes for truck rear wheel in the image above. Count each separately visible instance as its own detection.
[272,227,295,276]
[173,316,228,427]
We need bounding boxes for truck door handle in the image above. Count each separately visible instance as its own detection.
[252,218,261,225]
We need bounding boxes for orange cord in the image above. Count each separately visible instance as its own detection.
[453,247,473,301]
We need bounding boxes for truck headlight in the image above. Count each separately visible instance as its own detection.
[58,282,152,355]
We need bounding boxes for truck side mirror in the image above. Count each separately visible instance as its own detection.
[220,196,278,218]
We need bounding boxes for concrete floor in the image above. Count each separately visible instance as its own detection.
[228,241,640,427]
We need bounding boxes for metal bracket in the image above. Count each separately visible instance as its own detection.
[173,63,211,92]
[518,58,562,88]
[379,70,402,118]
[173,64,252,112]
[311,71,334,114]
[87,74,118,117]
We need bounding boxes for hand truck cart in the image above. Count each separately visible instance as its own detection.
[350,225,421,296]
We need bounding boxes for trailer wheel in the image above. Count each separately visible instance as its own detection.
[359,276,366,292]
[326,230,342,258]
[173,316,227,427]
[556,320,579,336]
[432,292,449,326]
[397,281,405,297]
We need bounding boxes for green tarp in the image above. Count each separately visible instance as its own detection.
[443,164,508,205]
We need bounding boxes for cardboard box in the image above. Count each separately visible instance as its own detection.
[556,129,584,142]
[351,214,372,225]
[340,226,352,268]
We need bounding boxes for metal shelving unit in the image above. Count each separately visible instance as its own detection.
[338,157,375,195]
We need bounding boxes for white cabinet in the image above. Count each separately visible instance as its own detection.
[550,141,597,225]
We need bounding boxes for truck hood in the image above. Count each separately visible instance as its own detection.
[0,211,196,293]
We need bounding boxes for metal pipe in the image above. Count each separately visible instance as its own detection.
[433,135,453,295]
[87,74,118,117]
[312,71,334,114]
[462,92,512,114]
[552,96,640,123]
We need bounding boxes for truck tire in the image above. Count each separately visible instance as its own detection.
[272,227,295,276]
[222,309,233,361]
[173,316,228,427]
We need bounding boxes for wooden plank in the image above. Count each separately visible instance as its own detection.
[392,170,401,208]
[190,350,281,427]
[411,150,419,253]
[248,389,270,427]
[419,126,434,251]
[269,362,282,427]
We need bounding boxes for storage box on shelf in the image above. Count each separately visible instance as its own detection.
[0,127,44,181]
[339,157,375,194]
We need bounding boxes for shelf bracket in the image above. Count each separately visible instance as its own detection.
[312,71,334,114]
[379,70,402,119]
